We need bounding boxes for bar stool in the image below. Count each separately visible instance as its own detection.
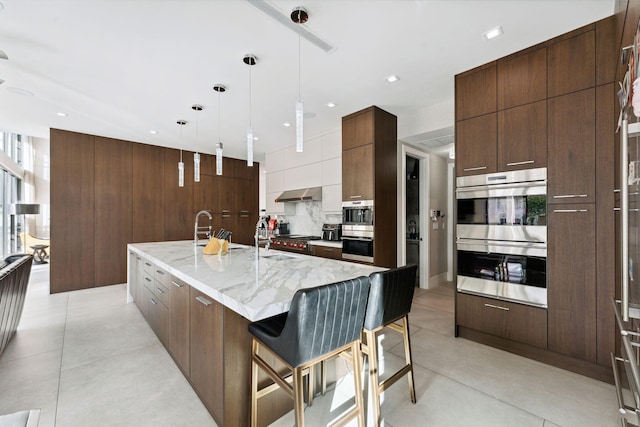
[362,264,418,426]
[248,276,371,427]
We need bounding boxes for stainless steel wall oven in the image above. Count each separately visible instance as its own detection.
[456,168,548,307]
[342,200,374,263]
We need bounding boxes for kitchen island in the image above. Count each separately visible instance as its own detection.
[127,241,384,427]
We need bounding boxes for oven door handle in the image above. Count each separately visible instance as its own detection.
[456,181,546,195]
[342,236,373,241]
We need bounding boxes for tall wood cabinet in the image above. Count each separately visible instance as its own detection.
[341,106,397,268]
[50,129,259,293]
[455,16,617,382]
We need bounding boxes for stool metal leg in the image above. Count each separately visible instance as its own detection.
[293,366,305,427]
[251,338,259,427]
[351,340,366,427]
[364,328,382,426]
[401,316,416,403]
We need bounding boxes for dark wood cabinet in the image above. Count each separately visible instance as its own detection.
[547,88,596,204]
[455,63,497,120]
[132,143,165,242]
[455,113,497,176]
[497,101,547,171]
[497,47,547,110]
[50,129,96,293]
[164,148,194,241]
[193,174,217,214]
[95,137,132,286]
[596,16,616,86]
[457,293,547,349]
[169,275,190,376]
[311,245,342,260]
[190,287,224,424]
[342,106,397,268]
[342,144,373,201]
[548,30,595,98]
[547,204,596,362]
[143,284,170,347]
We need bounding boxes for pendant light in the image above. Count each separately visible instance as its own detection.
[192,104,204,182]
[213,84,226,176]
[177,119,187,187]
[292,7,308,153]
[244,54,257,167]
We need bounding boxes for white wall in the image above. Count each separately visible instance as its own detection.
[264,128,342,235]
[30,137,50,237]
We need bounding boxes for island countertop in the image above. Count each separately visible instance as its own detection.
[128,240,384,322]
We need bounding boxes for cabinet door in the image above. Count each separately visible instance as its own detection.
[190,287,224,421]
[164,148,194,241]
[455,64,497,120]
[133,143,165,242]
[548,89,595,203]
[455,114,497,176]
[342,108,374,150]
[497,101,547,171]
[235,211,256,246]
[95,137,132,286]
[193,174,217,214]
[456,293,547,349]
[169,276,190,376]
[497,47,547,110]
[547,204,596,362]
[313,245,342,260]
[143,285,169,347]
[548,29,595,98]
[216,176,237,214]
[342,144,374,201]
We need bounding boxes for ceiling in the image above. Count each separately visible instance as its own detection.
[0,0,614,161]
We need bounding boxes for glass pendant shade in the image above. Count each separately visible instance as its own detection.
[296,100,304,153]
[194,152,200,182]
[247,127,254,167]
[178,160,184,187]
[216,143,223,176]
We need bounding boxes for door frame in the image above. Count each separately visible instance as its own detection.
[400,144,430,289]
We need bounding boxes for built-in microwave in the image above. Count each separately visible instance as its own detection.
[342,200,374,227]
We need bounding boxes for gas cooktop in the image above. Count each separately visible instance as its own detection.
[271,235,321,253]
[279,235,321,240]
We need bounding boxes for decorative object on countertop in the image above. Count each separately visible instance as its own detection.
[203,238,229,255]
[244,54,257,166]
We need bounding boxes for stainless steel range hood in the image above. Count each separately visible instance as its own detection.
[275,187,322,203]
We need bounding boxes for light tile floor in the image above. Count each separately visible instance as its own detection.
[0,264,623,426]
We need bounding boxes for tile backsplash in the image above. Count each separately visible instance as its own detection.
[277,201,341,236]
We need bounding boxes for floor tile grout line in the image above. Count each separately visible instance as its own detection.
[52,284,68,427]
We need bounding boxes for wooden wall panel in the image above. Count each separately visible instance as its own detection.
[50,129,95,293]
[132,143,165,243]
[164,148,193,241]
[94,137,132,286]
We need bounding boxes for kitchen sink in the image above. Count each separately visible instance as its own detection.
[261,254,297,261]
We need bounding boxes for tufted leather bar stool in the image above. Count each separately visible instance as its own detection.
[248,276,370,427]
[362,264,418,426]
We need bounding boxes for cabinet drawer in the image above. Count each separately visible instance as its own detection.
[154,266,171,287]
[313,245,342,260]
[143,285,169,346]
[142,259,154,275]
[142,271,154,290]
[457,292,547,349]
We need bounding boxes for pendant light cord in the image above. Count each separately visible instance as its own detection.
[249,63,252,127]
[218,90,221,143]
[298,33,301,100]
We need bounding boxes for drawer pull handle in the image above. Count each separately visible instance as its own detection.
[196,296,212,306]
[145,262,152,267]
[506,160,534,166]
[553,194,588,199]
[463,166,487,172]
[156,287,165,294]
[553,209,589,213]
[222,214,231,218]
[484,303,509,311]
[350,195,363,199]
[156,270,165,275]
[145,277,152,282]
[171,281,183,288]
[150,298,158,305]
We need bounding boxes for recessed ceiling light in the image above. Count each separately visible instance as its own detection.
[385,75,399,83]
[326,102,336,108]
[484,26,503,40]
[6,87,34,96]
[283,122,291,127]
[150,130,158,134]
[254,137,259,141]
[56,112,67,117]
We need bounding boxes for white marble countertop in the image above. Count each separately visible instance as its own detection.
[308,240,342,248]
[128,241,384,322]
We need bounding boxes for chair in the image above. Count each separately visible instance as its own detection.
[248,276,370,427]
[362,264,418,426]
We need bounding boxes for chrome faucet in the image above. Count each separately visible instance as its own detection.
[194,210,213,246]
[255,216,271,252]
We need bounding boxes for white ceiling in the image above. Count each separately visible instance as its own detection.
[0,0,614,161]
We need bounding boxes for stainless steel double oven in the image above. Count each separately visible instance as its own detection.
[342,200,374,263]
[456,168,547,308]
